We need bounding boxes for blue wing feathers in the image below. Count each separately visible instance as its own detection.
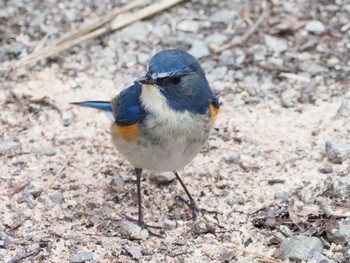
[114,83,145,125]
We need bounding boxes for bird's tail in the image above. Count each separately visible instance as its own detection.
[70,101,112,112]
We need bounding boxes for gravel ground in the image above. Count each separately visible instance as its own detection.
[1,0,350,262]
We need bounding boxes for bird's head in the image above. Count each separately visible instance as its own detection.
[136,49,214,114]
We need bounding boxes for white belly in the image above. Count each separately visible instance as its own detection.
[111,113,211,172]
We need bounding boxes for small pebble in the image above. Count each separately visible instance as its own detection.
[327,218,350,244]
[152,172,176,184]
[0,140,20,155]
[110,175,125,191]
[100,236,121,248]
[163,219,176,230]
[69,251,93,263]
[218,248,236,262]
[12,154,30,164]
[176,20,200,33]
[264,35,288,54]
[327,177,350,198]
[225,156,240,165]
[274,191,291,201]
[63,118,72,127]
[125,245,142,259]
[325,140,350,164]
[310,252,334,263]
[188,41,210,59]
[210,10,235,24]
[50,192,63,204]
[327,57,340,67]
[117,220,149,240]
[319,164,333,174]
[305,20,325,34]
[281,89,299,108]
[42,146,56,156]
[280,236,323,261]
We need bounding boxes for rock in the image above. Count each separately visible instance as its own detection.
[327,218,350,244]
[310,252,335,263]
[219,50,236,66]
[42,146,56,156]
[7,42,25,55]
[50,192,63,204]
[188,41,210,59]
[319,164,333,174]
[117,220,149,240]
[110,175,125,191]
[0,140,20,155]
[69,251,93,263]
[325,140,350,164]
[12,154,30,164]
[264,35,288,54]
[233,48,246,65]
[280,236,323,261]
[100,236,121,248]
[119,21,151,42]
[205,33,228,46]
[225,156,240,165]
[323,4,339,12]
[17,191,35,206]
[152,24,171,38]
[176,20,200,33]
[274,191,291,201]
[327,177,350,198]
[327,57,340,67]
[210,10,236,24]
[344,4,350,13]
[163,219,176,230]
[218,248,236,262]
[151,172,176,184]
[207,67,227,82]
[281,89,299,108]
[305,20,325,34]
[125,245,142,259]
[63,118,72,127]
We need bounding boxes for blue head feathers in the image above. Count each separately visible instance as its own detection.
[72,49,218,118]
[137,49,218,114]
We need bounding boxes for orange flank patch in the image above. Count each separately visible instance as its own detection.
[112,124,139,141]
[209,102,219,122]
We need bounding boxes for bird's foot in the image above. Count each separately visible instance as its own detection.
[174,195,220,222]
[124,215,166,238]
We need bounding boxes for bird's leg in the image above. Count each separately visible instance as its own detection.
[135,167,144,226]
[125,168,164,236]
[174,171,218,221]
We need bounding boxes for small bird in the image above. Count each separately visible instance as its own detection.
[72,49,219,229]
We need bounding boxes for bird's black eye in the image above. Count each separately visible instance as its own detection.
[170,76,182,85]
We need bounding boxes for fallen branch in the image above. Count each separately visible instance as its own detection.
[16,0,186,67]
[53,0,147,46]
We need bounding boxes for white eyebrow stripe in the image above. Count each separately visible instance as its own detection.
[151,72,173,79]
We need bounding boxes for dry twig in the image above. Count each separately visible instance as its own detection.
[15,0,186,68]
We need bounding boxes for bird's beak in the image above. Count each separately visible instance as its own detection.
[135,75,155,85]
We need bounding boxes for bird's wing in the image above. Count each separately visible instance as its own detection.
[112,83,145,125]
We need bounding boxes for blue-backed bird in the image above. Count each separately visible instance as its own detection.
[71,49,219,229]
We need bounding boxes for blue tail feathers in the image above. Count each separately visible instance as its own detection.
[70,101,113,112]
